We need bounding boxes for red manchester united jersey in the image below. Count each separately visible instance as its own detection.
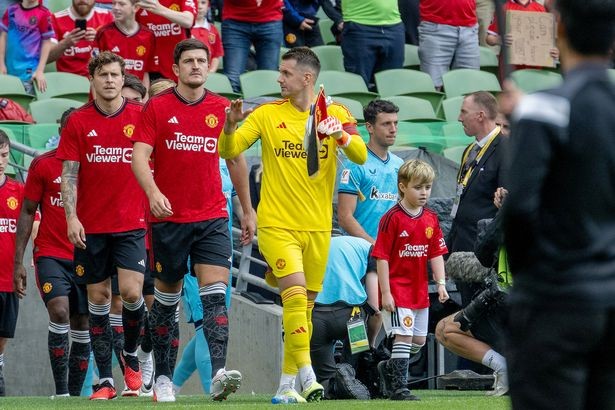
[373,204,448,309]
[133,88,228,223]
[24,150,74,261]
[136,0,197,80]
[56,99,147,233]
[93,22,157,81]
[51,7,114,76]
[0,177,24,291]
[192,20,223,59]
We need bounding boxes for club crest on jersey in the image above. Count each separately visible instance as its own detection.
[42,282,53,294]
[136,45,147,56]
[156,262,162,273]
[208,32,216,44]
[29,16,38,25]
[285,33,297,45]
[425,226,434,239]
[6,196,18,210]
[169,3,180,11]
[276,258,286,270]
[205,114,219,128]
[75,265,85,277]
[403,315,413,328]
[123,124,135,138]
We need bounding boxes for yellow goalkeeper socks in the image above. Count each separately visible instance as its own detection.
[281,286,311,371]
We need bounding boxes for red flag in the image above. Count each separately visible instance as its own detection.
[314,86,329,141]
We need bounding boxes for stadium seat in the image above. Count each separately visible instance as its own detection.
[318,18,337,45]
[479,46,499,75]
[332,97,364,123]
[48,0,70,12]
[239,70,282,99]
[510,69,563,93]
[317,71,379,107]
[609,69,615,83]
[443,145,467,164]
[206,72,242,99]
[394,122,445,153]
[0,126,25,173]
[442,121,465,137]
[374,69,445,115]
[442,69,502,98]
[356,124,370,142]
[27,123,59,150]
[441,96,465,122]
[384,96,442,122]
[311,45,345,71]
[34,72,91,102]
[44,61,57,73]
[403,44,420,70]
[0,74,35,110]
[29,98,83,124]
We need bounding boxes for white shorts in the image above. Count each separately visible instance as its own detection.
[382,307,429,337]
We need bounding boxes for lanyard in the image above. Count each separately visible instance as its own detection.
[457,126,500,187]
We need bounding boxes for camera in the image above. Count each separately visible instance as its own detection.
[453,271,507,332]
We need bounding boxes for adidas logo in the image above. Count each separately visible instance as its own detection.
[53,176,61,184]
[290,326,307,335]
[276,122,287,128]
[138,259,145,267]
[140,9,147,15]
[399,230,409,237]
[111,46,120,52]
[168,116,178,124]
[87,130,98,137]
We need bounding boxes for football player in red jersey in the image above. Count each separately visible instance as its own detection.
[57,51,147,400]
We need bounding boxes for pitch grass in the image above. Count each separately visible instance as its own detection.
[0,391,511,409]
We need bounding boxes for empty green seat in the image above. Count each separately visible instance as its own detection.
[0,74,35,110]
[28,123,60,150]
[384,96,442,122]
[317,71,379,107]
[394,122,445,153]
[332,97,364,123]
[239,70,282,99]
[510,69,563,93]
[403,44,420,70]
[311,45,345,71]
[29,98,83,124]
[374,69,445,116]
[34,72,90,102]
[442,69,502,98]
[479,46,499,75]
[441,96,465,122]
[206,72,242,100]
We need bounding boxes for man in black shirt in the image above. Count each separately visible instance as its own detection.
[502,0,615,408]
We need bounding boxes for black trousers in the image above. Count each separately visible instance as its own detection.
[507,304,615,410]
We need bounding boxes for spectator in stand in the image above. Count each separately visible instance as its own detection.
[476,0,494,47]
[485,0,559,71]
[13,109,91,398]
[0,130,24,397]
[221,0,284,92]
[135,0,197,81]
[122,72,148,102]
[340,0,404,88]
[282,0,342,48]
[94,0,157,89]
[397,0,419,45]
[192,0,223,73]
[48,0,113,77]
[418,0,479,90]
[0,0,54,94]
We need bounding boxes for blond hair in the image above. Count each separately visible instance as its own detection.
[148,78,176,98]
[398,159,435,198]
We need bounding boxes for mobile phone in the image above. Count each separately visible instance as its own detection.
[75,19,87,30]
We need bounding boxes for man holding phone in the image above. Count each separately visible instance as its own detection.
[48,0,113,77]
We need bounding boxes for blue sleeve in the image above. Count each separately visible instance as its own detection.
[283,0,305,28]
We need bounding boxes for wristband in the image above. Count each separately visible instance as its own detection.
[335,130,351,148]
[436,279,446,286]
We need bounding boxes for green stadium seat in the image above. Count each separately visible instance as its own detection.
[357,124,370,142]
[394,122,445,153]
[0,74,35,110]
[441,96,465,122]
[318,18,337,45]
[442,69,502,98]
[442,121,465,137]
[47,0,70,12]
[0,126,25,173]
[206,72,242,100]
[384,96,442,122]
[403,44,420,70]
[479,46,499,75]
[332,97,364,123]
[239,70,282,99]
[317,71,378,107]
[34,72,90,102]
[311,45,345,71]
[374,69,445,115]
[44,61,57,73]
[609,69,615,83]
[29,98,83,125]
[510,69,563,93]
[28,123,59,150]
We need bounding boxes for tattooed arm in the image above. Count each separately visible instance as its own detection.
[61,160,86,249]
[13,198,39,298]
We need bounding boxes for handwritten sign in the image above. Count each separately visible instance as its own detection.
[506,10,556,67]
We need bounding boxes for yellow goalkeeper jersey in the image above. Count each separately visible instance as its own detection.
[219,98,367,231]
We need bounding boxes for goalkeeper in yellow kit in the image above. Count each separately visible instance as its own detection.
[219,47,367,403]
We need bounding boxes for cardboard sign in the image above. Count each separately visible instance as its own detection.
[506,10,556,67]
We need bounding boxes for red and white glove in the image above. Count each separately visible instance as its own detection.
[317,116,343,138]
